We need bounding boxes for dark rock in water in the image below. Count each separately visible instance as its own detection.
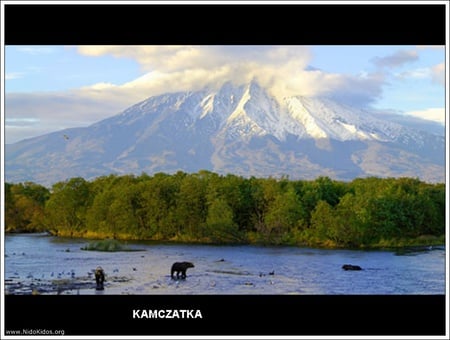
[259,270,275,277]
[342,264,362,271]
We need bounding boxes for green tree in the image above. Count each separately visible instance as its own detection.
[309,200,338,244]
[175,174,207,237]
[300,176,348,226]
[418,183,445,235]
[139,173,180,239]
[15,172,443,247]
[5,182,50,232]
[44,177,91,235]
[333,192,370,246]
[86,186,115,235]
[205,197,240,243]
[264,186,307,244]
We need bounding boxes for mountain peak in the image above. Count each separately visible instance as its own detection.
[5,81,445,185]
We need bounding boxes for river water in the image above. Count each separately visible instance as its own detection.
[4,233,446,295]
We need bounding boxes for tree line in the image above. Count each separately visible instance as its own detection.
[5,171,446,248]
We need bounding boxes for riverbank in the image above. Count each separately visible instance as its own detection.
[58,230,449,249]
[7,230,446,250]
[5,274,132,295]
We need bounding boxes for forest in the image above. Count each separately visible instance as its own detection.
[4,171,446,248]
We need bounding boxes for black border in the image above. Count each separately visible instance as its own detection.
[3,2,448,337]
[4,3,446,45]
[4,295,446,336]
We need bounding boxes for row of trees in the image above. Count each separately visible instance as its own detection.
[5,171,446,247]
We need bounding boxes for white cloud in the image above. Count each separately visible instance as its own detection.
[405,108,445,125]
[394,62,445,87]
[5,72,25,80]
[395,67,430,80]
[416,46,445,50]
[4,91,135,143]
[372,50,419,69]
[430,62,445,86]
[76,45,311,73]
[76,46,311,101]
[75,45,384,106]
[17,46,56,55]
[5,118,40,126]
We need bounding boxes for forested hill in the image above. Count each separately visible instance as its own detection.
[5,171,445,248]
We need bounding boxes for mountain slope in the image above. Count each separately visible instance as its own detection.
[5,81,445,186]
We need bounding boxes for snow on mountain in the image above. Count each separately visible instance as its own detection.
[5,80,445,186]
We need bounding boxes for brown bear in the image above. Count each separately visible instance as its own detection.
[95,266,105,290]
[171,262,194,279]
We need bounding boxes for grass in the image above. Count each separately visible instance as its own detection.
[80,239,142,252]
[372,234,445,249]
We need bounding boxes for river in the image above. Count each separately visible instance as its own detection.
[4,233,446,295]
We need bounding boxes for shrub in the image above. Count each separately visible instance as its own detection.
[81,239,127,252]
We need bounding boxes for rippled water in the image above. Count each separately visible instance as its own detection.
[4,233,446,295]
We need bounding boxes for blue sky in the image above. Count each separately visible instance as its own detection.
[5,46,141,93]
[4,45,446,144]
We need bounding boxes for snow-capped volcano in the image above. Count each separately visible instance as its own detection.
[5,80,445,186]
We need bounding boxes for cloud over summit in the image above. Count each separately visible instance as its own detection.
[76,45,384,106]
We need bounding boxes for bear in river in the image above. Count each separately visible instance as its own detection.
[171,262,195,279]
[95,266,105,290]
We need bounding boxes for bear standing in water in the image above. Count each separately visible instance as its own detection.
[171,262,194,279]
[95,266,105,290]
